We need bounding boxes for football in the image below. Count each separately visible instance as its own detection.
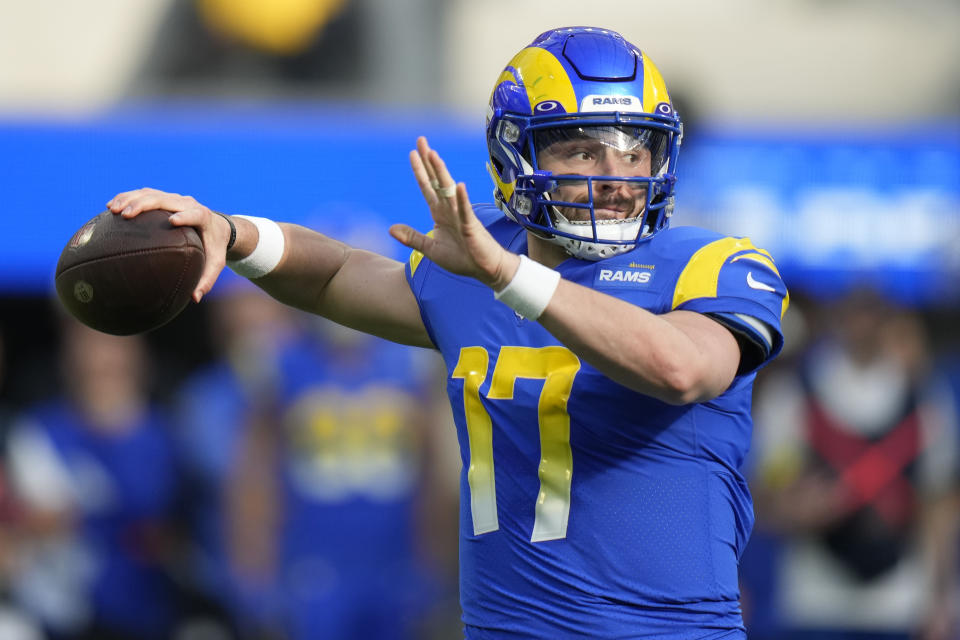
[55,209,205,335]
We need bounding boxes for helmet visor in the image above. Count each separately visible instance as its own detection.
[533,125,670,178]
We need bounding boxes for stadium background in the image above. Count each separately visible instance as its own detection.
[0,0,958,638]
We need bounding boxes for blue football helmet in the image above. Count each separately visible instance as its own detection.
[486,27,683,260]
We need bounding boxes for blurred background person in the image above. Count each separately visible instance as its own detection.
[227,319,458,640]
[174,280,301,639]
[138,0,363,97]
[3,318,186,640]
[0,328,45,640]
[176,275,460,640]
[746,288,960,640]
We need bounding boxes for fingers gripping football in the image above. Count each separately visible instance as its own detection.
[107,188,232,302]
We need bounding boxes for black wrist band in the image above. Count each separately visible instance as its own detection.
[215,211,237,252]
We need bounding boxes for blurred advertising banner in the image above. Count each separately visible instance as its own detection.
[0,102,486,294]
[2,103,958,305]
[679,127,960,305]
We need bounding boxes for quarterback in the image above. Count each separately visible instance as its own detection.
[109,27,789,639]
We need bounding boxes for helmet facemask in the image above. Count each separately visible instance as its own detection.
[500,120,678,260]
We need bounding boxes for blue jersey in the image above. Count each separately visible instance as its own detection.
[405,205,788,639]
[21,401,181,639]
[272,333,441,640]
[179,332,442,640]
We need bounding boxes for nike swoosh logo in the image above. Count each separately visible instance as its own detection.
[746,271,777,292]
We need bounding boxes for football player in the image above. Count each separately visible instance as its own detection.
[109,26,789,638]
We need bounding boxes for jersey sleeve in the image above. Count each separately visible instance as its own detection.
[404,230,440,348]
[670,237,789,370]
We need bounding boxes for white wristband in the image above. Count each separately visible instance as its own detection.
[494,255,561,320]
[226,215,285,279]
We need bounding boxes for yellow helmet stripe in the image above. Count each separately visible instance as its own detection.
[489,47,576,203]
[506,47,578,113]
[672,237,789,319]
[640,53,671,112]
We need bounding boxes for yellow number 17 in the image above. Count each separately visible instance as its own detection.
[452,345,581,542]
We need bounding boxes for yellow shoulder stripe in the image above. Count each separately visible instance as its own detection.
[731,252,777,272]
[408,229,436,276]
[672,237,789,319]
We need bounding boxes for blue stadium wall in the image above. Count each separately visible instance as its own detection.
[2,102,958,306]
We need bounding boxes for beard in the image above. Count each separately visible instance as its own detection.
[553,188,647,223]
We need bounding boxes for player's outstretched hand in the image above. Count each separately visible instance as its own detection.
[107,188,231,302]
[391,137,519,290]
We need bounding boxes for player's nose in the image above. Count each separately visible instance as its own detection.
[598,153,646,194]
[595,173,632,195]
[596,150,632,177]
